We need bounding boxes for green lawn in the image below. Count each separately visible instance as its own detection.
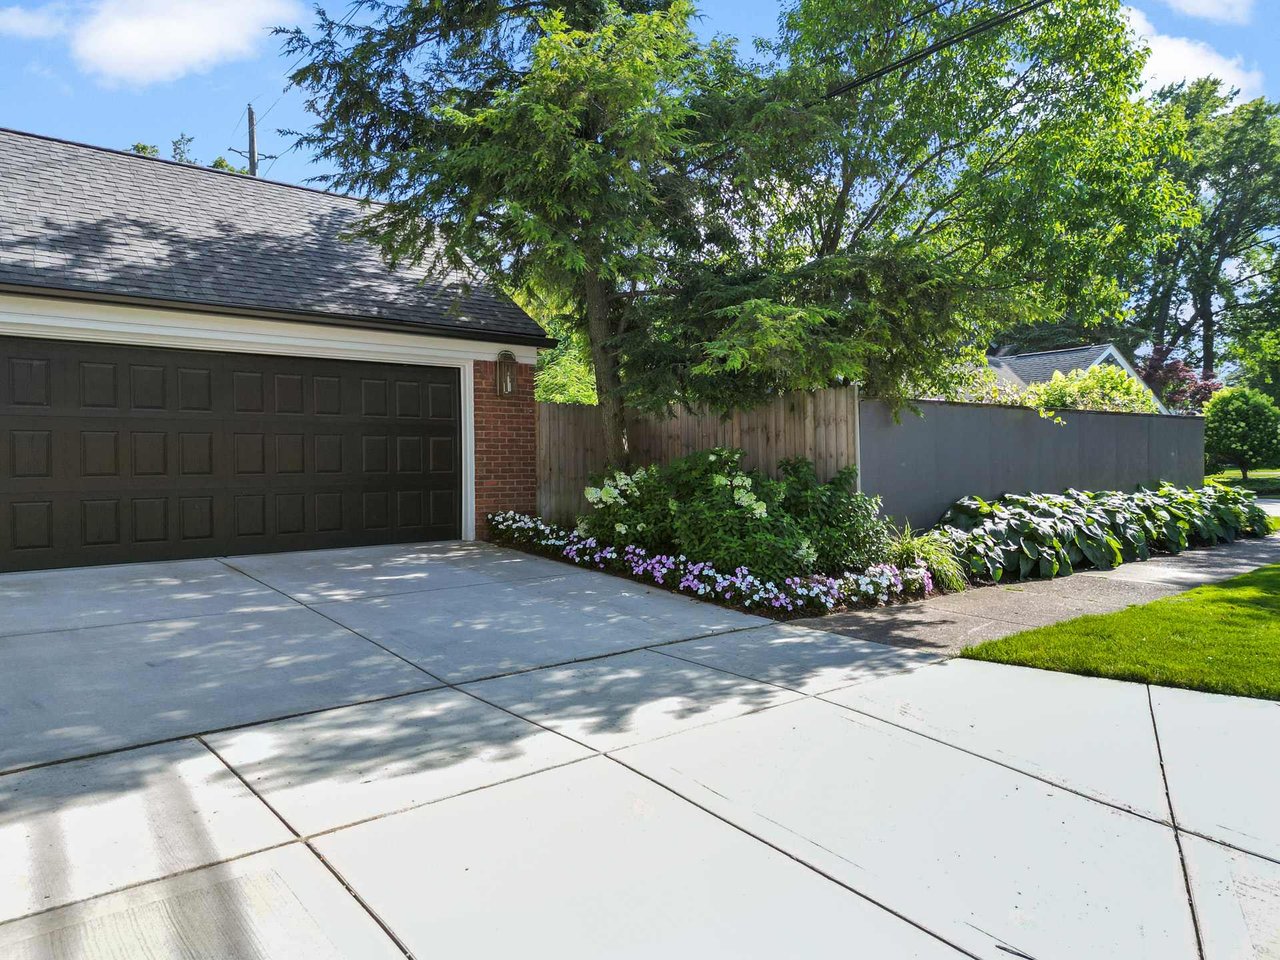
[1207,468,1280,481]
[963,563,1280,700]
[1207,468,1280,496]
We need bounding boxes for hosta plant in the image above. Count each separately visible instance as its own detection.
[941,483,1269,582]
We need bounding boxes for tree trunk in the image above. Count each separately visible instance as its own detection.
[583,271,629,468]
[1193,284,1217,379]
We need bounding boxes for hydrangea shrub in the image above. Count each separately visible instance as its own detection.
[580,449,889,585]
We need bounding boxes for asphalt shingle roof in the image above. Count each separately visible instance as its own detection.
[0,128,549,345]
[995,345,1115,386]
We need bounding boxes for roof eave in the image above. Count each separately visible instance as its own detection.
[0,282,558,350]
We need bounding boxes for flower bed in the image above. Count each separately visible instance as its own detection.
[488,511,934,617]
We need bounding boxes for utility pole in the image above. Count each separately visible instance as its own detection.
[247,103,258,177]
[229,102,276,177]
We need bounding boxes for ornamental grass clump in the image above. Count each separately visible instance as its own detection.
[885,525,967,593]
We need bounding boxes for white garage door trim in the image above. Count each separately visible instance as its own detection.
[0,293,539,541]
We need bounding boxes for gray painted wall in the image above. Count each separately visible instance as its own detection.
[858,399,1205,527]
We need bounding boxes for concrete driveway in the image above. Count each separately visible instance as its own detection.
[0,544,1275,958]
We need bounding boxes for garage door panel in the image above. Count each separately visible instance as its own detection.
[0,337,462,571]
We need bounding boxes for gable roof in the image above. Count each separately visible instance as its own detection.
[989,343,1169,415]
[0,128,550,346]
[992,344,1116,387]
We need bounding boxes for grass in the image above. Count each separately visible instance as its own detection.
[1206,468,1280,497]
[963,563,1280,700]
[1207,467,1280,481]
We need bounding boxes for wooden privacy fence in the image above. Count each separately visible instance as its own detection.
[536,387,861,525]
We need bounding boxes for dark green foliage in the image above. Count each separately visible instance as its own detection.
[621,245,1006,414]
[942,484,1270,583]
[284,0,1193,462]
[777,458,890,573]
[886,525,967,593]
[581,450,812,584]
[579,449,891,584]
[1203,387,1280,478]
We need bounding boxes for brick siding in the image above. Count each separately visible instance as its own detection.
[473,359,537,539]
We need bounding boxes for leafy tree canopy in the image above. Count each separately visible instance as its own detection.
[1003,78,1280,391]
[285,0,1193,463]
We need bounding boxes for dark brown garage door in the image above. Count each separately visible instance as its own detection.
[0,336,461,571]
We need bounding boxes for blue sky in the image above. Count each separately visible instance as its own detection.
[1,0,1275,187]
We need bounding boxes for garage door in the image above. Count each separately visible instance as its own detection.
[0,336,462,571]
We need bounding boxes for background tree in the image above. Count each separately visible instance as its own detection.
[1222,244,1280,401]
[1003,78,1280,385]
[285,0,1191,464]
[623,0,1192,411]
[1203,387,1280,479]
[1139,82,1280,379]
[1135,344,1220,412]
[520,290,597,405]
[129,134,249,173]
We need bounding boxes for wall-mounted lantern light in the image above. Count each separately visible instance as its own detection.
[495,350,518,397]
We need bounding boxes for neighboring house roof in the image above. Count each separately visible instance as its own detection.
[989,343,1169,415]
[992,344,1116,387]
[0,128,551,347]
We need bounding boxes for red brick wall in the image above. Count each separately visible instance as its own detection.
[473,359,537,539]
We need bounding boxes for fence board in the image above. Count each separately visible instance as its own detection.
[535,388,858,525]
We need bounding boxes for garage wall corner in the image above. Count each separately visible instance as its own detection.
[473,359,537,539]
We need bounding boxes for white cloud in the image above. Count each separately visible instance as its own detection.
[0,1,300,85]
[0,4,65,38]
[1125,7,1264,98]
[1158,0,1253,25]
[69,0,300,85]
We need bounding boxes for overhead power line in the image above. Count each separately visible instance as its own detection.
[820,0,1056,101]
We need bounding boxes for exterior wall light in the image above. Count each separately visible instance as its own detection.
[495,350,518,397]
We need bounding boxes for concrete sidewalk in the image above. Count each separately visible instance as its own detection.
[797,534,1280,654]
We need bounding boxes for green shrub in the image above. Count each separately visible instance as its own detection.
[941,484,1270,583]
[1022,365,1160,415]
[582,449,814,584]
[885,525,967,592]
[777,458,890,572]
[1204,387,1280,479]
[580,449,891,583]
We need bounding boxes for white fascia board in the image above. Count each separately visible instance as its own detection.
[1090,345,1170,415]
[0,293,540,366]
